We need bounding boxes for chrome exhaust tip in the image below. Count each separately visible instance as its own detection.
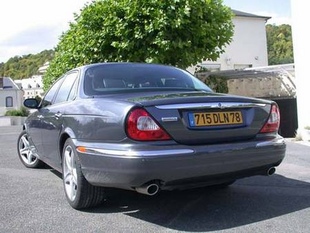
[267,167,276,176]
[135,183,160,196]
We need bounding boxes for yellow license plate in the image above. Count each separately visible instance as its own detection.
[190,111,243,126]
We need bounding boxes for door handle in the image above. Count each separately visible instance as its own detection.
[55,112,62,118]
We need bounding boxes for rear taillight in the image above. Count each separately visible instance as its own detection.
[126,108,171,141]
[260,104,280,133]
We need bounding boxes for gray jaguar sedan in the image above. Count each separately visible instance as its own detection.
[18,62,286,209]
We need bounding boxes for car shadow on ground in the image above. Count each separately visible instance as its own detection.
[78,174,310,232]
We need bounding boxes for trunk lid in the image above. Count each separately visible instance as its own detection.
[125,91,272,145]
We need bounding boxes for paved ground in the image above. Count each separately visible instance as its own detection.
[0,126,310,233]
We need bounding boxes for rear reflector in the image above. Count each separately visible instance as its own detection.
[260,104,280,133]
[126,108,171,141]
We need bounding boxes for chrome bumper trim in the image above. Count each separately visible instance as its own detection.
[77,148,194,158]
[256,138,285,147]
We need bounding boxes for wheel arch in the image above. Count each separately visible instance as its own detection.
[59,127,76,159]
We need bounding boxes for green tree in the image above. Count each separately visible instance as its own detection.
[44,0,234,89]
[266,24,294,65]
[0,50,54,79]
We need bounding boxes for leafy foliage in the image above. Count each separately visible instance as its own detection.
[0,50,54,79]
[203,74,228,93]
[5,106,30,117]
[44,0,234,89]
[195,67,228,93]
[266,24,294,65]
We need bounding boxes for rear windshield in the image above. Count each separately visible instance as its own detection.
[83,63,212,95]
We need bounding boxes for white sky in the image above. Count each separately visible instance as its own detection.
[0,0,291,63]
[0,0,90,63]
[223,0,291,25]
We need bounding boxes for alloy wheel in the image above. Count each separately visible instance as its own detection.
[63,144,78,202]
[18,133,38,166]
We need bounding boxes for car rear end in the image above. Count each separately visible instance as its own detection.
[77,92,286,193]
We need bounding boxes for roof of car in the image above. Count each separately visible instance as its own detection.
[78,62,176,71]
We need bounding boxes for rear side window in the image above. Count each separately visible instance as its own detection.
[54,72,78,104]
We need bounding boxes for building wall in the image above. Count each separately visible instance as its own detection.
[227,76,295,98]
[14,75,44,99]
[0,88,23,115]
[189,15,269,73]
[291,0,310,136]
[219,16,269,69]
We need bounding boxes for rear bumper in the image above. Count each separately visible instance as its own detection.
[75,136,286,190]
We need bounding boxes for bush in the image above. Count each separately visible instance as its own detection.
[203,74,228,93]
[5,107,30,117]
[195,67,228,93]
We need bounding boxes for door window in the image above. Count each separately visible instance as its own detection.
[41,78,64,107]
[54,72,78,104]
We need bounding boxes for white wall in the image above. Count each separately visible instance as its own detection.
[219,16,269,70]
[291,0,310,139]
[0,89,23,115]
[15,75,44,99]
[189,15,269,73]
[0,77,24,115]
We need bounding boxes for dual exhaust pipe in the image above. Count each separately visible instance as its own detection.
[267,167,276,176]
[135,183,160,196]
[135,167,276,195]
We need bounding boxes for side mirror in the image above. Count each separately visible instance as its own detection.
[23,98,40,109]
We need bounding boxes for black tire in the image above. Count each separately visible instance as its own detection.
[62,138,106,209]
[17,130,44,168]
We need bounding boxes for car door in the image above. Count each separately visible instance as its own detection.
[27,77,64,157]
[40,71,79,169]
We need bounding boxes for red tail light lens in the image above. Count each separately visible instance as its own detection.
[260,104,280,133]
[126,108,171,141]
